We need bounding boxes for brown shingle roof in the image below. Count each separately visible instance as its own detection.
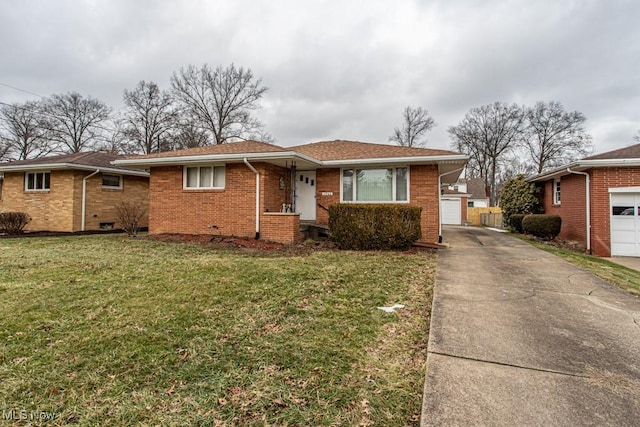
[0,152,143,174]
[466,178,488,199]
[291,140,461,161]
[125,140,286,160]
[584,143,640,160]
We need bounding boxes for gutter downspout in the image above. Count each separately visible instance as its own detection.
[567,168,591,253]
[438,167,465,242]
[243,158,260,239]
[82,169,101,231]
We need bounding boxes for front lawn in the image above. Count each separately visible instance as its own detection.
[0,235,434,425]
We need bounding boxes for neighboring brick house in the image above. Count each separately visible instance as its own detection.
[527,143,640,257]
[114,140,468,245]
[0,152,149,232]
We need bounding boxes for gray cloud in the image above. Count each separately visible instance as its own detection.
[0,0,638,153]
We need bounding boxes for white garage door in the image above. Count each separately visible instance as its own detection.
[442,198,461,225]
[610,192,640,256]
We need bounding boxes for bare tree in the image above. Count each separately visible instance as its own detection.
[449,102,525,206]
[41,92,112,153]
[0,101,51,160]
[389,106,436,147]
[0,141,10,161]
[634,129,640,143]
[169,120,210,150]
[96,118,129,154]
[523,101,592,173]
[170,63,268,144]
[122,81,176,154]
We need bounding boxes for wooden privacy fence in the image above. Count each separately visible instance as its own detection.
[467,207,503,228]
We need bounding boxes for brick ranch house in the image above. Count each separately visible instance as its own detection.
[527,143,640,257]
[114,140,468,245]
[0,152,149,232]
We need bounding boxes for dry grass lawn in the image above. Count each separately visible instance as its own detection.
[0,235,435,426]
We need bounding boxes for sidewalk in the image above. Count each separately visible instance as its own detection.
[421,226,640,426]
[608,256,640,272]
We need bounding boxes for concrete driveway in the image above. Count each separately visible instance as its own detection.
[422,226,640,426]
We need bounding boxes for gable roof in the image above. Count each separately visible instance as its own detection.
[113,139,468,172]
[124,140,287,160]
[583,143,640,160]
[527,143,640,182]
[291,140,460,161]
[0,152,149,177]
[466,178,488,199]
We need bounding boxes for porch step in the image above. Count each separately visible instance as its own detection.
[299,223,330,239]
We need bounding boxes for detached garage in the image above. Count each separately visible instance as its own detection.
[440,188,469,225]
[528,143,640,257]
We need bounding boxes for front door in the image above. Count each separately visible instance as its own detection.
[296,171,316,221]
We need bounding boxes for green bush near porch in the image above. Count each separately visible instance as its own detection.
[329,204,422,250]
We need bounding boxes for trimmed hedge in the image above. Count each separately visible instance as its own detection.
[0,212,31,235]
[522,214,562,240]
[509,214,525,233]
[328,204,422,250]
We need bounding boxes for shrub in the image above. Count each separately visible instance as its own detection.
[522,214,562,239]
[115,201,146,237]
[509,214,525,233]
[328,204,422,250]
[499,175,540,226]
[0,212,31,235]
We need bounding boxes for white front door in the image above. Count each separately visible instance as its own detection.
[296,171,317,221]
[610,192,640,256]
[442,198,462,225]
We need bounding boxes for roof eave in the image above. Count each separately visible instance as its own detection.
[527,158,640,182]
[112,151,322,167]
[0,162,150,177]
[321,154,469,166]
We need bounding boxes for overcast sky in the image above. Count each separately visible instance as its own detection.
[1,0,638,153]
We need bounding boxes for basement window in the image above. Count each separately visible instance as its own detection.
[184,165,225,189]
[25,171,50,191]
[102,174,122,189]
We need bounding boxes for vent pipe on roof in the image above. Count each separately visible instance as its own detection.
[82,169,101,231]
[566,168,591,253]
[243,158,260,239]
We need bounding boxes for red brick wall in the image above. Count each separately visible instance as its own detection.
[261,213,301,244]
[314,165,441,244]
[590,167,640,257]
[539,175,586,247]
[315,169,340,224]
[150,163,256,237]
[260,163,289,213]
[539,167,640,257]
[461,196,468,223]
[411,165,440,243]
[149,162,292,239]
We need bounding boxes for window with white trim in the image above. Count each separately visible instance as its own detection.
[25,171,50,191]
[102,174,122,189]
[341,167,408,202]
[184,165,225,189]
[553,179,561,205]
